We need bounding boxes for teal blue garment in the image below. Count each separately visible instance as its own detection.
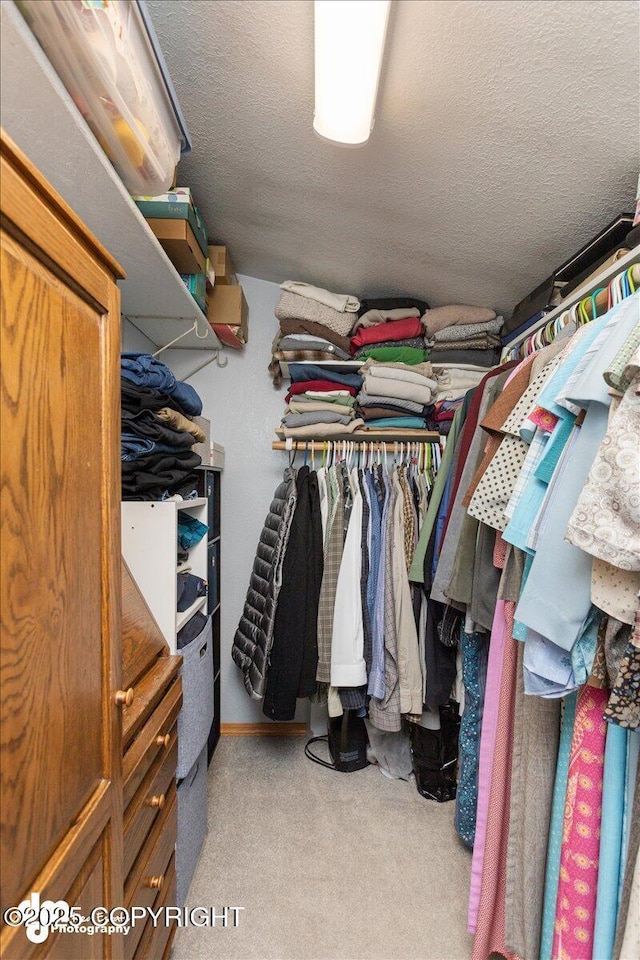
[571,606,603,686]
[540,691,578,960]
[593,724,628,960]
[534,413,575,484]
[512,553,534,641]
[620,731,640,902]
[363,416,427,430]
[408,407,463,582]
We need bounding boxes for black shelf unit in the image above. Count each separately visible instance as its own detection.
[195,465,222,762]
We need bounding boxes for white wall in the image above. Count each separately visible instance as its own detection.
[165,276,310,724]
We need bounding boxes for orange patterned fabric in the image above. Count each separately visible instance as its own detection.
[552,685,608,960]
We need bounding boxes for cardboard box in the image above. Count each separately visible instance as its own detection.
[148,218,207,274]
[135,196,208,256]
[207,285,248,349]
[208,245,236,285]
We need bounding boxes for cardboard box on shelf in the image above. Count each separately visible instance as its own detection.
[147,217,207,274]
[135,195,208,256]
[208,245,236,285]
[207,285,248,350]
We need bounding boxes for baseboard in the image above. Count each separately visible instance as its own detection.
[220,722,307,737]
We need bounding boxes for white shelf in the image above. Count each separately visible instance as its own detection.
[501,245,640,358]
[176,498,207,510]
[0,1,221,352]
[176,596,208,632]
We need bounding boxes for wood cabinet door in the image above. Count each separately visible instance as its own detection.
[0,131,124,959]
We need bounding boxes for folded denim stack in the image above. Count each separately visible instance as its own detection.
[356,359,438,431]
[120,352,205,501]
[269,282,361,386]
[278,363,364,439]
[422,306,503,367]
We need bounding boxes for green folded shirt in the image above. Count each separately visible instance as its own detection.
[357,346,428,365]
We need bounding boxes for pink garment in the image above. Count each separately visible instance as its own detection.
[529,405,559,433]
[552,685,607,960]
[471,601,520,960]
[349,316,424,353]
[468,599,507,931]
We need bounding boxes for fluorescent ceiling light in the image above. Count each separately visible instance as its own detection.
[314,0,391,146]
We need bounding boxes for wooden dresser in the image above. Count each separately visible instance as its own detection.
[0,130,181,959]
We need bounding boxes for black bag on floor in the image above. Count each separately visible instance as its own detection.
[411,700,460,802]
[305,711,369,773]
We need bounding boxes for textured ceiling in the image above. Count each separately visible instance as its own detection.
[148,0,639,314]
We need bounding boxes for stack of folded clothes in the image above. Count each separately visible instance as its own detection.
[278,363,364,439]
[422,305,503,367]
[356,359,438,431]
[269,281,361,385]
[120,352,205,501]
[350,297,430,361]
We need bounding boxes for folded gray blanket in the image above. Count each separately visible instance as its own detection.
[281,411,354,428]
[429,335,502,351]
[431,317,504,343]
[356,392,426,414]
[362,374,435,405]
[278,335,352,359]
[275,291,356,336]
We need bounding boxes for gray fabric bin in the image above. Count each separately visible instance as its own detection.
[176,745,208,907]
[177,615,214,779]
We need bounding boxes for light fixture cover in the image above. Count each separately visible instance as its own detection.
[314,0,391,146]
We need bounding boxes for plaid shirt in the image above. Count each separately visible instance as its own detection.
[316,465,344,683]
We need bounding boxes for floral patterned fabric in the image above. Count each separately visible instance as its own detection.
[566,372,640,571]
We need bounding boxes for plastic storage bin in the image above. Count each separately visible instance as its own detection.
[18,0,191,195]
[176,744,208,907]
[177,614,214,779]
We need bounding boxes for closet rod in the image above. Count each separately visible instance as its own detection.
[502,246,640,353]
[272,435,441,451]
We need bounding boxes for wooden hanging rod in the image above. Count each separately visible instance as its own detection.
[272,432,441,451]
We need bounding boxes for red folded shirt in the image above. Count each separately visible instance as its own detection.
[350,316,424,353]
[285,380,358,402]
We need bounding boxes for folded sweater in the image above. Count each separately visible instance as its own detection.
[353,307,420,330]
[280,281,360,313]
[281,411,354,428]
[430,317,504,343]
[278,318,352,354]
[355,344,427,363]
[286,380,357,401]
[277,419,365,439]
[358,296,429,318]
[422,305,496,337]
[287,399,355,416]
[351,317,424,352]
[276,291,355,336]
[362,374,435,405]
[289,363,362,389]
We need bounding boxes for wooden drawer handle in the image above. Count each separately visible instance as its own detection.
[144,875,164,891]
[145,793,166,810]
[155,733,171,749]
[115,688,134,707]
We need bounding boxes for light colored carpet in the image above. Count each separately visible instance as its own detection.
[173,736,474,960]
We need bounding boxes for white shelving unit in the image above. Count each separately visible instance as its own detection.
[0,1,220,352]
[121,499,209,653]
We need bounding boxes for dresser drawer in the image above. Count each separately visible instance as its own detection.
[124,785,177,960]
[133,854,177,960]
[124,732,178,881]
[123,655,182,750]
[124,676,182,808]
